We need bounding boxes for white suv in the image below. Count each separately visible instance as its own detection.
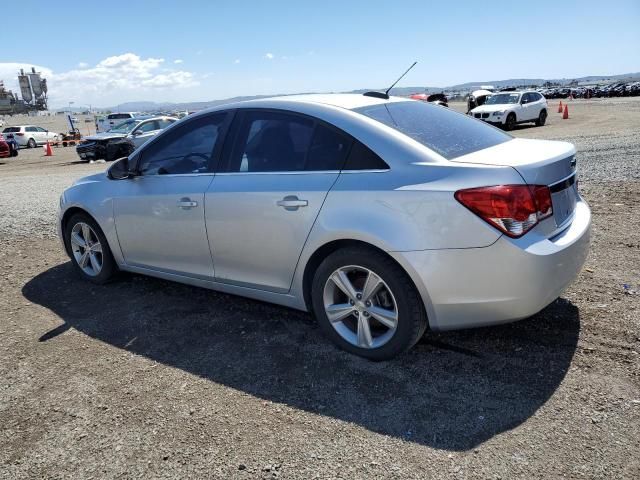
[1,125,59,148]
[469,91,547,130]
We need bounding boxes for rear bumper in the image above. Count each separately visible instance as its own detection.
[392,198,591,331]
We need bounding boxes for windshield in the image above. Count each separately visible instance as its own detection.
[109,119,140,133]
[485,93,521,105]
[353,101,511,159]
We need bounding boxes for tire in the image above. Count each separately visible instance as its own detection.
[311,246,427,360]
[504,113,516,131]
[27,138,36,148]
[64,212,118,284]
[536,109,547,127]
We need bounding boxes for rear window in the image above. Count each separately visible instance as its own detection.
[3,127,20,133]
[354,101,511,159]
[107,113,133,120]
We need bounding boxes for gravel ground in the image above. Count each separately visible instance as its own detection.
[0,97,639,479]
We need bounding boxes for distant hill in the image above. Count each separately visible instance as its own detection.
[75,72,639,113]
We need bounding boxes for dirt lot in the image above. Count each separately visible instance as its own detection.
[1,98,639,479]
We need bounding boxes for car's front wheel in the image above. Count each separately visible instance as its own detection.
[65,213,117,284]
[504,113,516,131]
[311,246,427,360]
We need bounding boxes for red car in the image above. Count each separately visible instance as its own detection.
[0,133,18,158]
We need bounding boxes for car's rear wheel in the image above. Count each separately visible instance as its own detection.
[65,213,117,284]
[27,138,36,148]
[311,246,427,360]
[504,113,516,131]
[536,109,547,126]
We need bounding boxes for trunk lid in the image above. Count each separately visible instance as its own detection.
[452,138,579,233]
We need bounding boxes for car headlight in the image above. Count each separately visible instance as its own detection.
[492,111,506,116]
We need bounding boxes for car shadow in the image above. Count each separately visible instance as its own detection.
[23,262,580,451]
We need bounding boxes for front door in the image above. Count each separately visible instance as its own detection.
[206,109,351,292]
[113,112,229,278]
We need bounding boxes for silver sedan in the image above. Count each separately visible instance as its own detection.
[58,94,591,360]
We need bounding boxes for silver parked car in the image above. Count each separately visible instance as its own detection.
[57,94,591,360]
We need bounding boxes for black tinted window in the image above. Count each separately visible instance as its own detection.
[354,101,511,160]
[3,127,20,133]
[230,111,314,172]
[305,124,352,171]
[108,113,132,120]
[138,114,226,175]
[343,141,389,170]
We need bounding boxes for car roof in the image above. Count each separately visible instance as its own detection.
[215,93,410,112]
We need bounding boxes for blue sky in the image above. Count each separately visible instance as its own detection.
[1,0,638,107]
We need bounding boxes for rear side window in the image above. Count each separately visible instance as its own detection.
[229,111,315,172]
[305,123,352,171]
[344,141,389,170]
[3,127,20,133]
[354,101,511,160]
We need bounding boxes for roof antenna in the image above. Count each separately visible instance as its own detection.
[364,61,418,100]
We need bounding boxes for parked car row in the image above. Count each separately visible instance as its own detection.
[538,81,640,99]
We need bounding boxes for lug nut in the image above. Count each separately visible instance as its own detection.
[349,299,354,305]
[365,301,371,307]
[356,293,362,300]
[363,311,370,317]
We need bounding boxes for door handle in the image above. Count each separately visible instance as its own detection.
[177,198,198,209]
[277,195,308,210]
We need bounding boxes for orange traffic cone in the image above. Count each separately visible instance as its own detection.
[44,141,53,156]
[558,100,563,113]
[562,104,569,119]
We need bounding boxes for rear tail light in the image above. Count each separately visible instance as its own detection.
[15,132,24,136]
[455,185,553,238]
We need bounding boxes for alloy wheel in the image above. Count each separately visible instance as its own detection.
[70,222,103,276]
[323,265,398,349]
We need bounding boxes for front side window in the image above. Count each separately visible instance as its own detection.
[138,113,226,175]
[110,120,139,134]
[354,101,511,160]
[135,121,159,134]
[26,126,37,132]
[156,119,175,129]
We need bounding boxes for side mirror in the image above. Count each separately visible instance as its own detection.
[131,130,141,136]
[107,157,136,180]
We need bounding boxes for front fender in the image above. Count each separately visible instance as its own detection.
[59,174,124,265]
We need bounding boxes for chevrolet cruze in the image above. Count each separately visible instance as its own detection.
[57,94,590,360]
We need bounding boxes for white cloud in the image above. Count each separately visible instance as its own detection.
[264,52,274,60]
[234,59,241,64]
[0,53,199,107]
[173,59,183,64]
[77,62,89,68]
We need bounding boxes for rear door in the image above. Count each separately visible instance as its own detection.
[113,112,230,278]
[205,109,351,292]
